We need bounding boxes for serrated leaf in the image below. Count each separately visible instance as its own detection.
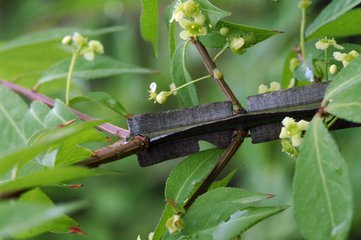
[15,188,78,238]
[37,55,154,88]
[0,120,102,176]
[308,9,361,39]
[0,86,28,155]
[70,91,127,116]
[153,149,222,239]
[306,0,361,37]
[196,0,231,27]
[293,117,353,240]
[0,199,84,238]
[324,56,361,122]
[199,20,280,49]
[0,167,93,193]
[171,42,199,107]
[140,0,158,57]
[169,188,284,240]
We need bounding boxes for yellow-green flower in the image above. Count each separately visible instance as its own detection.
[333,50,359,67]
[315,38,343,51]
[166,214,184,234]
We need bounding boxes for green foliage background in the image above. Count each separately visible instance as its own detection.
[1,0,361,239]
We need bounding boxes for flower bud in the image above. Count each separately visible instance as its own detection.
[329,64,337,75]
[183,0,200,17]
[298,0,311,9]
[220,27,230,36]
[62,35,72,45]
[213,68,224,79]
[230,37,245,53]
[290,58,301,72]
[156,91,169,104]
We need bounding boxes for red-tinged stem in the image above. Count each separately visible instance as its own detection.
[0,79,130,139]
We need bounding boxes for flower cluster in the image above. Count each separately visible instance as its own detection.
[62,32,104,61]
[333,50,359,67]
[170,0,207,40]
[148,82,174,104]
[315,38,343,51]
[258,82,281,94]
[279,117,309,157]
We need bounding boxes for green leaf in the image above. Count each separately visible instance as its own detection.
[70,91,128,116]
[44,100,77,127]
[0,27,124,82]
[199,20,280,49]
[153,149,222,239]
[0,120,102,176]
[208,168,238,191]
[196,0,231,27]
[0,167,93,193]
[171,42,199,107]
[306,0,361,37]
[0,26,124,52]
[16,188,78,238]
[165,149,223,204]
[293,54,314,82]
[308,9,361,39]
[0,199,84,238]
[37,55,154,88]
[170,188,285,239]
[293,117,353,240]
[140,0,158,57]
[23,101,50,139]
[0,86,28,154]
[324,56,361,122]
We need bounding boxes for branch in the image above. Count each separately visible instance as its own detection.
[184,129,247,209]
[190,37,244,113]
[0,80,130,139]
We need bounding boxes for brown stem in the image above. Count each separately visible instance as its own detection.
[0,79,130,139]
[78,135,149,168]
[184,129,247,209]
[190,37,244,113]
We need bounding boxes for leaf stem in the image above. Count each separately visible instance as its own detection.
[213,43,229,62]
[324,49,329,80]
[326,116,338,129]
[300,8,306,61]
[65,49,80,105]
[190,37,244,113]
[172,75,211,93]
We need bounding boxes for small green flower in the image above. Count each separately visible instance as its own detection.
[315,38,343,51]
[281,139,299,157]
[73,32,87,48]
[258,81,280,94]
[279,117,309,147]
[213,68,224,79]
[333,50,359,67]
[166,214,184,234]
[62,35,72,45]
[148,82,158,102]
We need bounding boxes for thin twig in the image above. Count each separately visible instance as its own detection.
[190,37,244,113]
[0,79,130,139]
[184,129,247,209]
